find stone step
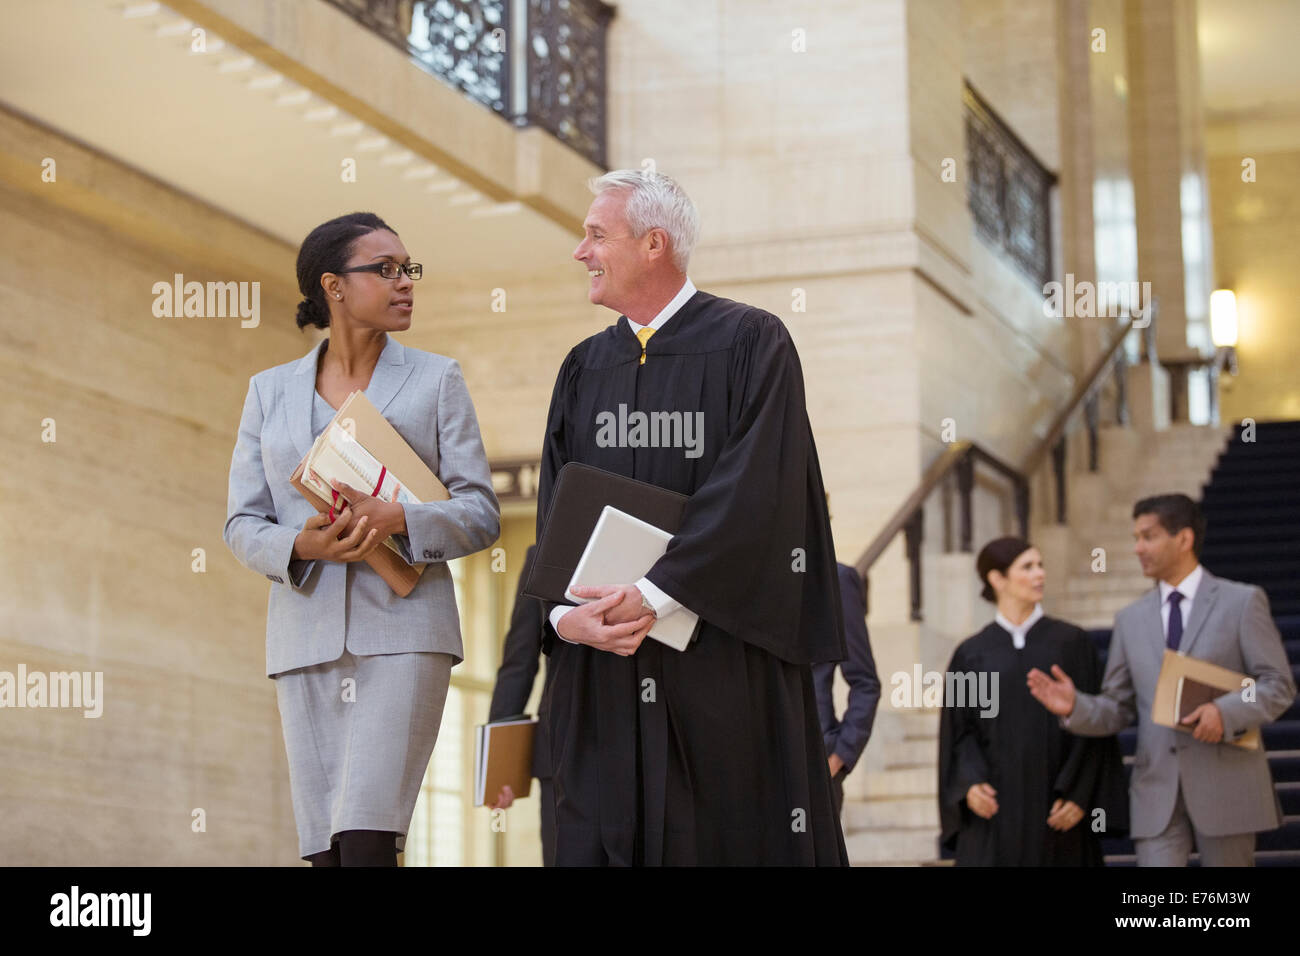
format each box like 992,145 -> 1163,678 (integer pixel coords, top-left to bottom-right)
1060,589 -> 1146,608
1056,611 -> 1132,629
1057,601 -> 1144,627
1058,602 -> 1143,623
893,710 -> 940,739
844,827 -> 939,864
874,739 -> 937,767
1064,575 -> 1155,594
860,765 -> 937,798
1059,533 -> 1144,552
1061,548 -> 1143,563
1065,613 -> 1123,629
843,796 -> 940,830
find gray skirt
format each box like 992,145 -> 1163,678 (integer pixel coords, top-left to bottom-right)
273,649 -> 453,860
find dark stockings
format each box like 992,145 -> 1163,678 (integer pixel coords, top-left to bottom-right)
307,829 -> 398,867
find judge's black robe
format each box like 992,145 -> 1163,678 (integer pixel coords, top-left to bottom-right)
537,290 -> 849,866
937,616 -> 1129,866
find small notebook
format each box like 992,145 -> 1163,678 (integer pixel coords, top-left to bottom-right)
565,506 -> 700,652
1175,676 -> 1222,725
1152,649 -> 1262,750
473,717 -> 538,807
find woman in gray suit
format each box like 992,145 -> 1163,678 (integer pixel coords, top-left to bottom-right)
224,212 -> 500,866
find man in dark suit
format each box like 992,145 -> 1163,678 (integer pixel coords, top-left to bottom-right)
813,562 -> 881,816
487,545 -> 556,866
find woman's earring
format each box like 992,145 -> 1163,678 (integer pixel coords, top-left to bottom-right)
334,293 -> 341,299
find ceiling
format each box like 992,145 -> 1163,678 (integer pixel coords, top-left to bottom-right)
3,0 -> 1294,249
0,0 -> 581,279
1198,0 -> 1300,153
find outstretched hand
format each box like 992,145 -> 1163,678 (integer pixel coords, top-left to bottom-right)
1026,664 -> 1077,717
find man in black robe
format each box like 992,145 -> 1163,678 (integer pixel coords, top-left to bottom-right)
537,169 -> 848,865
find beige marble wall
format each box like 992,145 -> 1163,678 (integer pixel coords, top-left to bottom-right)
1125,0 -> 1213,359
962,0 -> 1063,172
1058,0 -> 1104,378
1209,148 -> 1300,421
0,106 -> 304,864
601,0 -> 927,631
600,0 -> 1091,647
403,267 -> 607,459
921,0 -> 1076,541
1088,0 -> 1139,295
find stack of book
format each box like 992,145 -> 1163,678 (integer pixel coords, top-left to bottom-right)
289,389 -> 448,596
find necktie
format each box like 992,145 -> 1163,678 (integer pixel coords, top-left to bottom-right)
635,326 -> 655,365
1166,590 -> 1184,651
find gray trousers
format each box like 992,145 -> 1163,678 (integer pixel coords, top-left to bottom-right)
1135,783 -> 1256,867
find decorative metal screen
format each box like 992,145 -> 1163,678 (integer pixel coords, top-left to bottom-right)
323,0 -> 610,166
964,83 -> 1055,288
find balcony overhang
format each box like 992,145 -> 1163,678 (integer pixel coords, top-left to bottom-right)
0,0 -> 602,279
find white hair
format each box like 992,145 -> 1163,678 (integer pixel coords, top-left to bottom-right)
588,169 -> 700,273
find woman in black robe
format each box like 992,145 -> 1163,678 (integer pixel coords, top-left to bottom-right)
938,537 -> 1128,865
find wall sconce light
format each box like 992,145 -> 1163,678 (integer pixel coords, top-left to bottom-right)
1211,288 -> 1239,375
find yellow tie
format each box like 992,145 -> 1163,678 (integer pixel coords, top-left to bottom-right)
635,326 -> 655,365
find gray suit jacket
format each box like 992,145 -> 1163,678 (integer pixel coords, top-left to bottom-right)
1064,568 -> 1296,838
224,334 -> 500,677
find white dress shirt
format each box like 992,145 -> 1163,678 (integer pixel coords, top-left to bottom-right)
994,603 -> 1045,650
1158,563 -> 1203,650
551,278 -> 700,642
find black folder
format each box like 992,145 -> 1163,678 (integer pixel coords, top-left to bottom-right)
522,462 -> 690,604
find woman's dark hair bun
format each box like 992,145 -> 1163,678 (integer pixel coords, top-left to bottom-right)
295,297 -> 327,330
294,212 -> 397,332
975,535 -> 1033,603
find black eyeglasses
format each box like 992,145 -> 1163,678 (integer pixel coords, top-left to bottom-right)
336,261 -> 423,280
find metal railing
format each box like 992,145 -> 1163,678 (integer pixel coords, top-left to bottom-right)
322,0 -> 611,166
854,310 -> 1153,621
964,82 -> 1056,289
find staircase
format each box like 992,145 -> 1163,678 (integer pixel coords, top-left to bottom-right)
1056,423 -> 1232,628
842,420 -> 1300,865
1095,419 -> 1300,864
1201,420 -> 1300,617
841,711 -> 942,865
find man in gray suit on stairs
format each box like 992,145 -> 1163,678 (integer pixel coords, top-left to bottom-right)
1028,494 -> 1296,866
